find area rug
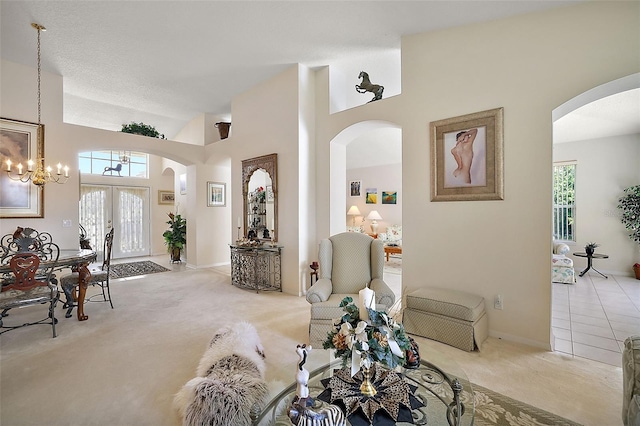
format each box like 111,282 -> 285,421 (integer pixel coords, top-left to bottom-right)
109,261 -> 170,279
384,256 -> 402,275
430,380 -> 582,426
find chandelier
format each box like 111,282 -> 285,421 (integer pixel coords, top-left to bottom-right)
4,23 -> 69,186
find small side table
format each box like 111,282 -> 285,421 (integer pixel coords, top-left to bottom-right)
573,252 -> 609,278
309,261 -> 319,285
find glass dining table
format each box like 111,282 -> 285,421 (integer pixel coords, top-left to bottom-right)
0,249 -> 97,321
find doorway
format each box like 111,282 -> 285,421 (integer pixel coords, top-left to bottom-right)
80,184 -> 151,259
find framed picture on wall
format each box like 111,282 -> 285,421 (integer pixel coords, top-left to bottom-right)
382,191 -> 397,204
0,117 -> 44,218
207,181 -> 226,207
180,174 -> 187,195
350,180 -> 361,197
158,190 -> 175,205
430,107 -> 504,201
365,187 -> 377,204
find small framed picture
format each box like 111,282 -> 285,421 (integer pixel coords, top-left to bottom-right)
158,190 -> 175,205
382,191 -> 397,205
266,185 -> 274,203
180,173 -> 187,195
365,187 -> 377,204
207,181 -> 226,207
350,180 -> 361,197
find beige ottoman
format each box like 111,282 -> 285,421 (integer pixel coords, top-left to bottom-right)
403,287 -> 488,351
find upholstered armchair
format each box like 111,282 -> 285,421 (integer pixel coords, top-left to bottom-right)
306,232 -> 396,347
552,242 -> 575,284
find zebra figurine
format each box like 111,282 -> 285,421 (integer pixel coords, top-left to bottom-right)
288,344 -> 346,426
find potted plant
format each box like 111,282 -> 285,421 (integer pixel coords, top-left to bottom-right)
617,184 -> 640,279
121,121 -> 165,139
163,212 -> 186,263
584,242 -> 599,256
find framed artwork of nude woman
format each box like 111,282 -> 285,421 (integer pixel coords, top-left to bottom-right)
430,108 -> 504,202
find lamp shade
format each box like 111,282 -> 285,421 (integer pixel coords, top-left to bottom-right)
366,210 -> 382,221
347,206 -> 361,216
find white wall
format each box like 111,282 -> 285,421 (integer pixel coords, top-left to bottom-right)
554,134 -> 640,275
316,1 -> 640,348
346,163 -> 402,232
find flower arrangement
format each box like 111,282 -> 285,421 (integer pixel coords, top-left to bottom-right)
323,296 -> 411,372
250,186 -> 266,203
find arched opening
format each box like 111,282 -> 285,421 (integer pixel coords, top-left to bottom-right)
551,73 -> 640,363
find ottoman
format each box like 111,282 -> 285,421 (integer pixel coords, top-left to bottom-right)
403,287 -> 488,351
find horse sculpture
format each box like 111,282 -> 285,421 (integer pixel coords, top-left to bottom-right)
355,71 -> 384,103
103,163 -> 122,176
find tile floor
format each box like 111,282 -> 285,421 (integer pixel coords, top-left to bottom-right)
552,270 -> 640,367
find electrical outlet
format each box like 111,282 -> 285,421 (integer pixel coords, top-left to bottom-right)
494,294 -> 503,310
62,219 -> 72,228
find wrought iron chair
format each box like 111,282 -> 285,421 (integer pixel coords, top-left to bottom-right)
60,228 -> 114,318
0,242 -> 60,337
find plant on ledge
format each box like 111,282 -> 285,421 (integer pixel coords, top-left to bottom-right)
121,122 -> 165,139
617,184 -> 640,279
163,212 -> 186,263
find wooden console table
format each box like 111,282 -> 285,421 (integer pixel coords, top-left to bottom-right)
230,245 -> 282,292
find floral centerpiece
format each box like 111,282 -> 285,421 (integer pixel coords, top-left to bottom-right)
250,186 -> 266,203
323,296 -> 411,373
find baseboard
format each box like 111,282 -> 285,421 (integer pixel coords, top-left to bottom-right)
489,330 -> 552,351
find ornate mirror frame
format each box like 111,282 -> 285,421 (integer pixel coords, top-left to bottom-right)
242,153 -> 278,241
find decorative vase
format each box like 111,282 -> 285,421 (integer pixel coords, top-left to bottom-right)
170,247 -> 182,263
215,122 -> 231,139
634,264 -> 640,280
360,363 -> 377,397
585,247 -> 594,256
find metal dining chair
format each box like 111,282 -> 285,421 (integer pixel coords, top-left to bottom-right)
60,228 -> 114,318
0,247 -> 60,337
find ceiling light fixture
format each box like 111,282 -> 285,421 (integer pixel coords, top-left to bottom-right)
5,23 -> 69,186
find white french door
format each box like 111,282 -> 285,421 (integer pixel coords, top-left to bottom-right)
80,184 -> 150,259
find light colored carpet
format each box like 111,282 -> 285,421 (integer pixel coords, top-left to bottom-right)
0,256 -> 622,425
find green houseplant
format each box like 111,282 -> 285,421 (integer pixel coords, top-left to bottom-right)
121,122 -> 165,139
617,184 -> 640,279
584,242 -> 599,256
163,212 -> 186,263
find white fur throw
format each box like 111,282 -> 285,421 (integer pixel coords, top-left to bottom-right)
174,322 -> 268,426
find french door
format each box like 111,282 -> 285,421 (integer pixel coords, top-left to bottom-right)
79,184 -> 150,259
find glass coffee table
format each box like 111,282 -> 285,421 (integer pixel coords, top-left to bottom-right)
252,349 -> 474,425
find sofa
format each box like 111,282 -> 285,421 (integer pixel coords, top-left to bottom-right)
378,225 -> 402,246
552,242 -> 575,284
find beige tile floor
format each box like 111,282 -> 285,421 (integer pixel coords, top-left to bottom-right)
552,270 -> 640,367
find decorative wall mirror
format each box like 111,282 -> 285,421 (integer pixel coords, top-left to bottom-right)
242,153 -> 277,241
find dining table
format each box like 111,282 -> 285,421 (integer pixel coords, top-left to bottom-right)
0,249 -> 97,321
56,249 -> 98,321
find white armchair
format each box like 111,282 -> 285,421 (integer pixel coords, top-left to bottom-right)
552,242 -> 575,284
306,232 -> 396,347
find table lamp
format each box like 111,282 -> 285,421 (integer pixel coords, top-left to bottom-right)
366,210 -> 382,234
347,205 -> 361,226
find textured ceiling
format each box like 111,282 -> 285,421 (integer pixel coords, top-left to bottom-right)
1,0 -> 583,140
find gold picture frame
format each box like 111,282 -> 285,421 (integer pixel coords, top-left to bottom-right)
430,107 -> 504,202
0,117 -> 45,218
158,190 -> 175,205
